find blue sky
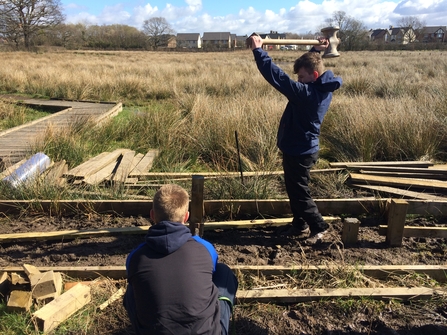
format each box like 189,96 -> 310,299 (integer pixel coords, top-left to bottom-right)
61,0 -> 447,35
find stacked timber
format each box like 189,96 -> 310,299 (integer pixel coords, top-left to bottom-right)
331,161 -> 447,200
63,148 -> 159,186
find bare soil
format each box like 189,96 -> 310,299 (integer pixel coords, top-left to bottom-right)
0,212 -> 447,335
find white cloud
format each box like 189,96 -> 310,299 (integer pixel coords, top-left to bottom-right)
64,0 -> 447,36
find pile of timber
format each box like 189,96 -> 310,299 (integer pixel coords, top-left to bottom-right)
63,148 -> 159,186
331,161 -> 447,200
1,264 -> 91,333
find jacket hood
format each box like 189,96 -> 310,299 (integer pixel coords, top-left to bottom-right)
314,70 -> 342,93
145,221 -> 192,255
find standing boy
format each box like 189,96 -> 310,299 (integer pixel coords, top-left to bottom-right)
124,184 -> 238,335
249,35 -> 342,238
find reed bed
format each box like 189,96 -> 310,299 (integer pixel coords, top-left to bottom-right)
0,49 -> 446,199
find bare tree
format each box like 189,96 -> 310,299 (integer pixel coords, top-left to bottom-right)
397,16 -> 425,42
0,0 -> 65,49
324,11 -> 369,51
142,17 -> 175,50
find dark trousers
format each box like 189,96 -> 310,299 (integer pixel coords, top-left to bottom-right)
282,152 -> 325,229
124,263 -> 238,335
213,263 -> 238,335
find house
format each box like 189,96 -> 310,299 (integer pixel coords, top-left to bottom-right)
202,32 -> 232,49
421,26 -> 446,43
389,26 -> 416,44
176,33 -> 202,48
258,30 -> 286,50
234,35 -> 248,48
369,29 -> 391,43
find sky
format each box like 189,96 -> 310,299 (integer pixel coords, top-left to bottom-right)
61,0 -> 447,35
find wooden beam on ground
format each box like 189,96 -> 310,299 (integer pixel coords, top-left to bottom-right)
2,265 -> 447,282
32,283 -> 91,333
0,158 -> 26,179
132,168 -> 343,180
349,173 -> 447,192
0,217 -> 339,243
111,150 -> 135,183
378,225 -> 447,239
358,170 -> 447,180
0,199 -> 446,217
236,287 -> 441,303
129,149 -> 159,176
64,149 -> 128,180
83,159 -> 119,186
351,184 -> 446,200
346,165 -> 447,174
331,161 -> 434,168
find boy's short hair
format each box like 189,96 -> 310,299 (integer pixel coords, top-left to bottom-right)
293,52 -> 325,76
152,184 -> 189,223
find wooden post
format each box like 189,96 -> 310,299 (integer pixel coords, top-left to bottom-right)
190,175 -> 204,236
386,199 -> 409,247
341,218 -> 360,245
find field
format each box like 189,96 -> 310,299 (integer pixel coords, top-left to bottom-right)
0,49 -> 447,334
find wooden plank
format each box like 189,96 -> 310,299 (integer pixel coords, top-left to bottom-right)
0,158 -> 27,179
346,165 -> 447,174
359,170 -> 447,180
349,173 -> 447,191
65,149 -> 128,180
64,152 -> 111,178
112,150 -> 135,183
0,217 -> 340,243
129,150 -> 159,176
386,199 -> 408,247
351,184 -> 446,200
236,287 -> 438,303
0,198 -> 446,218
3,265 -> 447,282
43,160 -> 68,186
83,159 -> 119,186
331,161 -> 434,168
378,225 -> 447,239
132,168 -> 343,179
32,283 -> 91,333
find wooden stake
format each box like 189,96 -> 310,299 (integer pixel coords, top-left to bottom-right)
341,218 -> 360,245
190,175 -> 204,236
386,199 -> 409,247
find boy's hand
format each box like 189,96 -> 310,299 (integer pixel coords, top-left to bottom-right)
248,34 -> 263,50
313,37 -> 329,51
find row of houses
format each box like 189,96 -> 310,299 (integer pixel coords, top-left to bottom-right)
369,26 -> 446,44
174,31 -> 289,49
173,26 -> 446,49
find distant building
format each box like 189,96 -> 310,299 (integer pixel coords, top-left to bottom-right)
176,33 -> 202,48
258,30 -> 286,50
421,26 -> 446,43
202,32 -> 232,49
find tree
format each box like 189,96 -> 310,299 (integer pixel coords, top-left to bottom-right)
0,0 -> 65,49
142,17 -> 175,50
324,11 -> 369,51
397,16 -> 425,42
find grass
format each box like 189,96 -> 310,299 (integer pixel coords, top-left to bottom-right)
0,99 -> 51,132
0,49 -> 445,200
0,49 -> 446,332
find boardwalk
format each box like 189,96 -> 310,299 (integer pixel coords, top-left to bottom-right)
0,99 -> 122,166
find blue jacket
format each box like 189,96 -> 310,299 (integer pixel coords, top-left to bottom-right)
126,221 -> 220,335
253,48 -> 342,156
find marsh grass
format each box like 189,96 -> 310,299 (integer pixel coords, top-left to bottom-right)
0,49 -> 446,200
0,99 -> 51,132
